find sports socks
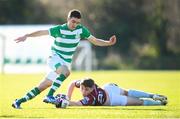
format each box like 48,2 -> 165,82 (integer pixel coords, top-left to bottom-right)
143,99 -> 162,106
18,87 -> 40,104
128,89 -> 154,98
47,74 -> 66,96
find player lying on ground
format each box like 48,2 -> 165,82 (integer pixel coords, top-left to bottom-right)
12,9 -> 116,109
63,78 -> 167,106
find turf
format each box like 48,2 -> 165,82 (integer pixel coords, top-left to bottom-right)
0,70 -> 180,119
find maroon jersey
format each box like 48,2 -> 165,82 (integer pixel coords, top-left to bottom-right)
75,80 -> 107,106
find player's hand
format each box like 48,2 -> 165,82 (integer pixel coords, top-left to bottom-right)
108,35 -> 116,46
14,35 -> 27,43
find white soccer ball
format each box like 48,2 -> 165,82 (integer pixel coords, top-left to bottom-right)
55,94 -> 69,108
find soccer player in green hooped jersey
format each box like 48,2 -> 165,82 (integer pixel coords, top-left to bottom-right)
12,9 -> 117,109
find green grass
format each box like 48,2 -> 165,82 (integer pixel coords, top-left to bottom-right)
0,70 -> 180,119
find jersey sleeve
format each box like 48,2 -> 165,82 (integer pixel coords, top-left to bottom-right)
79,96 -> 95,106
80,26 -> 92,39
48,25 -> 61,38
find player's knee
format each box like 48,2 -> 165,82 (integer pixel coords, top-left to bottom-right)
123,90 -> 128,96
126,97 -> 143,106
65,70 -> 70,77
62,67 -> 70,77
56,65 -> 70,77
55,65 -> 65,74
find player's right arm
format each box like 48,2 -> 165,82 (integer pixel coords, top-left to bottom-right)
14,30 -> 49,43
67,80 -> 81,100
67,81 -> 76,100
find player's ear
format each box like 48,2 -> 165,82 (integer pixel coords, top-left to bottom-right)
67,17 -> 70,22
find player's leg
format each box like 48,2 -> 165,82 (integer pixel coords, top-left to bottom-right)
121,89 -> 167,105
111,85 -> 154,98
103,83 -> 166,106
45,65 -> 70,97
12,78 -> 53,109
43,65 -> 70,104
12,54 -> 60,109
108,92 -> 166,106
106,93 -> 166,106
126,96 -> 166,106
126,89 -> 153,98
115,85 -> 167,102
38,53 -> 70,104
127,89 -> 167,101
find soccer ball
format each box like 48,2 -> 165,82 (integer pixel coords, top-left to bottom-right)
55,94 -> 69,108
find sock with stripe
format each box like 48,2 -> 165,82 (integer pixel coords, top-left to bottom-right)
128,89 -> 154,98
47,74 -> 66,96
17,87 -> 40,104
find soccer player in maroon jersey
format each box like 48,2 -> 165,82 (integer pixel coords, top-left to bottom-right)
66,78 -> 167,106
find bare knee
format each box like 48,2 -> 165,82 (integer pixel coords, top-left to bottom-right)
63,67 -> 70,77
126,97 -> 143,106
65,70 -> 70,77
121,89 -> 128,96
55,65 -> 70,77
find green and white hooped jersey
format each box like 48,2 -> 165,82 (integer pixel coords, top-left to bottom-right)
49,23 -> 91,63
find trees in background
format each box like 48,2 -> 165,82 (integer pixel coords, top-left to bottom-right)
0,0 -> 179,69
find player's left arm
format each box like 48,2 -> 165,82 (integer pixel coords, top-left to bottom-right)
69,101 -> 83,106
87,35 -> 117,46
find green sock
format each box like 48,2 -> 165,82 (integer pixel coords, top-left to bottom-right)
47,74 -> 66,96
18,87 -> 40,104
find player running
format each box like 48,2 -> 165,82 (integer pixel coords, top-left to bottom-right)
66,78 -> 168,106
12,9 -> 116,109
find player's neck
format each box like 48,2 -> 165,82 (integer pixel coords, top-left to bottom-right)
66,23 -> 75,31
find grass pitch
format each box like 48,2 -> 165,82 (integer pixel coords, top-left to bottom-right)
0,70 -> 180,119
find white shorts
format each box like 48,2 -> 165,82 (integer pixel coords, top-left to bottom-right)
47,52 -> 71,71
103,83 -> 127,106
45,52 -> 71,81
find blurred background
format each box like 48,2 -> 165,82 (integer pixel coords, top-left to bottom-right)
0,0 -> 180,73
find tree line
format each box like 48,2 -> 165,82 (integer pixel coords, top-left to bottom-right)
0,0 -> 180,69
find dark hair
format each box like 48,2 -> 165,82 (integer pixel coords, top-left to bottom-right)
68,9 -> 81,19
80,78 -> 94,88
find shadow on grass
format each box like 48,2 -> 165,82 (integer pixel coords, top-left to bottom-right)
119,108 -> 167,111
0,115 -> 45,118
67,107 -> 168,111
0,115 -> 15,118
24,106 -> 168,111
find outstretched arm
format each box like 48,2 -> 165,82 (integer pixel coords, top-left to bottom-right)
66,80 -> 83,106
69,101 -> 83,106
67,80 -> 77,100
14,30 -> 49,43
88,35 -> 117,46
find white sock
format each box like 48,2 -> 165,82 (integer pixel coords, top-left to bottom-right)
128,89 -> 153,98
143,99 -> 162,106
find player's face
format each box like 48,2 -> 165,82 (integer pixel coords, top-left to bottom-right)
80,85 -> 93,96
67,17 -> 81,30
